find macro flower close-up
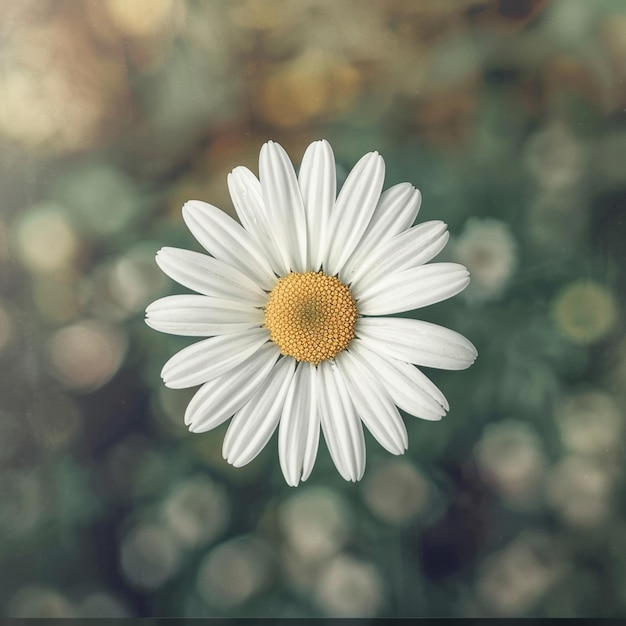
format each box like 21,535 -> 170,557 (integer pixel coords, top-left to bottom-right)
145,140 -> 477,486
6,1 -> 626,618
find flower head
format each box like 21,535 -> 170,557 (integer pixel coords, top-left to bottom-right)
146,140 -> 477,485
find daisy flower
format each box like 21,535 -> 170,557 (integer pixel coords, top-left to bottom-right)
146,140 -> 477,486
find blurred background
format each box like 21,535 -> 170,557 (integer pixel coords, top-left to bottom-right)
1,0 -> 626,618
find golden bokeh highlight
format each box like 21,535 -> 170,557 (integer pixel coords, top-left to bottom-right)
551,280 -> 618,345
257,51 -> 362,128
264,272 -> 357,365
14,206 -> 78,274
0,11 -> 131,153
104,0 -> 179,37
46,320 -> 128,392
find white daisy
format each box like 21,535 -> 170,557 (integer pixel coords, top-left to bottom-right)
146,140 -> 477,486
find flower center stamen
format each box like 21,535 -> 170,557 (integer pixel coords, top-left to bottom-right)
264,271 -> 358,365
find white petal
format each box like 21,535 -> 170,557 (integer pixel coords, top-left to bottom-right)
350,221 -> 449,293
336,351 -> 408,455
298,140 -> 336,271
156,247 -> 267,306
323,151 -> 385,277
161,328 -> 269,389
357,317 -> 478,370
259,141 -> 307,273
227,166 -> 289,276
223,357 -> 296,467
351,340 -> 448,420
145,295 -> 263,336
318,360 -> 366,482
279,362 -> 320,487
182,200 -> 276,290
356,263 -> 470,315
340,183 -> 420,284
185,342 -> 280,432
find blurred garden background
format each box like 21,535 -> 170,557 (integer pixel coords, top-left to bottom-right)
1,0 -> 626,618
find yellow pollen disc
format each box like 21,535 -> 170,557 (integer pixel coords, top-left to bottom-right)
264,271 -> 358,365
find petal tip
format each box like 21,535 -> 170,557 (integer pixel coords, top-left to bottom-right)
285,474 -> 300,488
228,455 -> 246,468
182,200 -> 204,218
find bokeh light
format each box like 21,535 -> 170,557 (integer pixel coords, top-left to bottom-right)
551,280 -> 618,345
256,50 -> 362,128
195,535 -> 274,610
475,531 -> 563,617
555,389 -> 622,459
13,203 -> 78,274
120,522 -> 183,590
547,455 -> 614,529
0,4 -> 131,153
361,459 -> 431,525
474,419 -> 547,510
162,475 -> 230,549
524,121 -> 585,191
46,320 -> 127,392
314,553 -> 385,617
453,218 -> 518,304
103,0 -> 181,38
100,243 -> 169,320
278,486 -> 351,562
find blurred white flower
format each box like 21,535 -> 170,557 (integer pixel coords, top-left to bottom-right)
196,535 -> 274,609
361,459 -> 431,525
476,531 -> 563,617
453,218 -> 517,304
120,522 -> 183,589
555,389 -> 622,459
147,139 -> 476,485
547,455 -> 613,528
474,420 -> 547,510
162,475 -> 229,549
524,121 -> 586,191
278,486 -> 351,562
315,553 -> 385,617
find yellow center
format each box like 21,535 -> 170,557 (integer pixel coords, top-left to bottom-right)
264,271 -> 358,365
